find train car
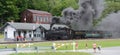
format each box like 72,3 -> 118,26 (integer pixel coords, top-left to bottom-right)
85,30 -> 104,38
73,30 -> 86,39
73,30 -> 106,39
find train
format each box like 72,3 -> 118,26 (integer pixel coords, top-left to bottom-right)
44,16 -> 112,40
44,27 -> 112,40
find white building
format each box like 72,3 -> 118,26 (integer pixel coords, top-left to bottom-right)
0,22 -> 69,41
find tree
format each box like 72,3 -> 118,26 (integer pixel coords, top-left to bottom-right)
0,0 -> 19,26
94,0 -> 120,26
31,0 -> 78,16
51,0 -> 79,16
0,0 -> 32,26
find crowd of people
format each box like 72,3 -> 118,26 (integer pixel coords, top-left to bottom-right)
16,36 -> 24,41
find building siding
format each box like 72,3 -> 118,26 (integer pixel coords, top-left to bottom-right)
4,25 -> 16,39
21,9 -> 52,24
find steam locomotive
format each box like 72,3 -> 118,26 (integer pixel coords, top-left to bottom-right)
45,27 -> 74,40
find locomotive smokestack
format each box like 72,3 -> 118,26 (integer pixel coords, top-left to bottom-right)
50,16 -> 61,30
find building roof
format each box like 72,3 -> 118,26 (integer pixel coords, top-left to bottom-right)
0,22 -> 69,31
27,9 -> 51,14
3,22 -> 40,30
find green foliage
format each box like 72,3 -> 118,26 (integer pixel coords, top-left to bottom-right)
31,0 -> 79,16
52,0 -> 78,16
94,0 -> 120,26
0,0 -> 19,25
101,0 -> 120,18
0,0 -> 32,26
32,0 -> 49,11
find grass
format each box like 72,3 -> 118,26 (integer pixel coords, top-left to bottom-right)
0,39 -> 120,50
0,39 -> 120,49
53,39 -> 120,50
4,39 -> 120,55
10,52 -> 91,55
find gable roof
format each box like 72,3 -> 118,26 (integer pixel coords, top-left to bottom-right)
0,22 -> 69,31
27,9 -> 51,14
1,22 -> 40,31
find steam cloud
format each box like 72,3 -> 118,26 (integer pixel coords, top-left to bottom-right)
61,0 -> 104,31
96,11 -> 120,38
61,0 -> 120,38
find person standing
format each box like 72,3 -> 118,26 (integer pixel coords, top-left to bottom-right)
75,42 -> 78,49
93,42 -> 97,53
85,43 -> 88,50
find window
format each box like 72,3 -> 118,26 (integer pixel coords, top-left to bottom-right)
34,34 -> 36,37
39,16 -> 41,22
43,17 -> 46,22
48,16 -> 51,22
5,32 -> 7,38
14,31 -> 16,37
37,16 -> 39,22
47,17 -> 49,22
33,15 -> 37,22
41,16 -> 43,22
29,34 -> 31,38
41,16 -> 44,22
45,16 -> 48,22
